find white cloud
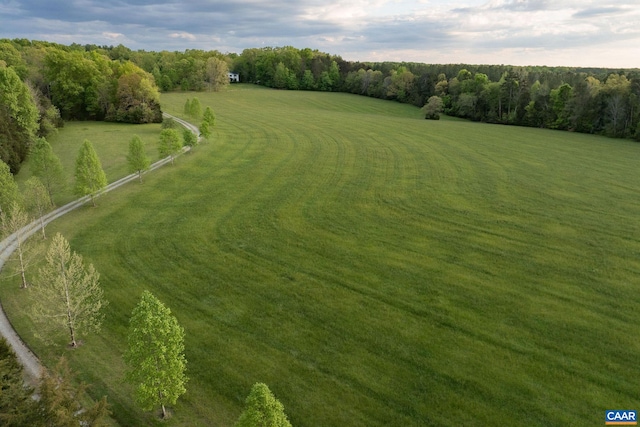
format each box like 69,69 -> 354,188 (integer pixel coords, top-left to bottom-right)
102,31 -> 124,40
169,32 -> 196,41
2,0 -> 639,67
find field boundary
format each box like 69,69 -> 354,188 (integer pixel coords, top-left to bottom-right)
0,113 -> 197,381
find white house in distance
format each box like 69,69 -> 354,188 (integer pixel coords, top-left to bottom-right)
228,72 -> 239,83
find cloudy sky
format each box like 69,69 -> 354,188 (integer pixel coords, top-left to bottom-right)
1,0 -> 639,68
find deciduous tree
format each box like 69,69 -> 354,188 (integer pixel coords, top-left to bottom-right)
198,122 -> 211,141
189,97 -> 202,119
202,106 -> 216,127
158,128 -> 182,165
205,56 -> 230,91
43,49 -> 106,120
422,96 -> 444,120
162,116 -> 177,129
31,233 -> 107,347
24,176 -> 52,239
124,291 -> 187,419
0,160 -> 19,215
0,202 -> 32,288
183,98 -> 191,116
29,137 -> 65,202
0,64 -> 39,172
182,128 -> 197,148
127,135 -> 150,182
235,383 -> 292,427
74,140 -> 107,207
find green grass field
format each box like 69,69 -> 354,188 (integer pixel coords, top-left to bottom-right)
2,84 -> 640,426
16,121 -> 162,205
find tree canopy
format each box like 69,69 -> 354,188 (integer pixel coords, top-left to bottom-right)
127,135 -> 150,182
2,38 -> 640,176
0,63 -> 39,172
0,337 -> 39,426
29,137 -> 65,201
124,290 -> 188,419
235,383 -> 292,427
0,160 -> 19,215
158,128 -> 182,164
74,139 -> 107,206
31,232 -> 107,347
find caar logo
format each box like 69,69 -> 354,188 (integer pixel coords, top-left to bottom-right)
606,410 -> 637,425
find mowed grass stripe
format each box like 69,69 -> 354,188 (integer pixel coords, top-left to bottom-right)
2,85 -> 640,426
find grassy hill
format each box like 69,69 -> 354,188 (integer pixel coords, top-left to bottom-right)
2,84 -> 640,426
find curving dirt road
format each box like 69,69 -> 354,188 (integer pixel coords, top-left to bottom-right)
0,113 -> 198,382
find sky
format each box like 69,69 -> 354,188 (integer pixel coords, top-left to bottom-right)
1,0 -> 639,68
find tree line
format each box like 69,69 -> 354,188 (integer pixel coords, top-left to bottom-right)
228,46 -> 640,140
0,39 -> 161,173
4,39 -> 638,175
100,42 -> 640,140
0,39 -> 233,173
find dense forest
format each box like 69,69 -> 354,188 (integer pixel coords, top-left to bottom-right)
229,46 -> 640,141
0,39 -> 163,172
1,39 -> 639,173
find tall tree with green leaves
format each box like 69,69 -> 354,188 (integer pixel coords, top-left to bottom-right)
205,56 -> 230,92
0,202 -> 31,288
107,63 -> 162,124
202,106 -> 216,127
235,383 -> 292,427
422,96 -> 444,120
29,137 -> 65,202
24,176 -> 53,239
0,64 -> 39,173
124,291 -> 188,419
74,140 -> 107,207
127,135 -> 150,182
198,122 -> 211,141
189,97 -> 202,120
162,116 -> 177,129
0,160 -> 19,216
31,233 -> 107,347
182,127 -> 197,148
158,128 -> 182,165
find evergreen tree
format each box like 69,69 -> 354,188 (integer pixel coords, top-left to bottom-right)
124,291 -> 188,419
0,337 -> 39,426
74,140 -> 107,207
37,357 -> 110,426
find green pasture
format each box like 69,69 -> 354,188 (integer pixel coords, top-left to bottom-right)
16,121 -> 162,205
2,84 -> 640,426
